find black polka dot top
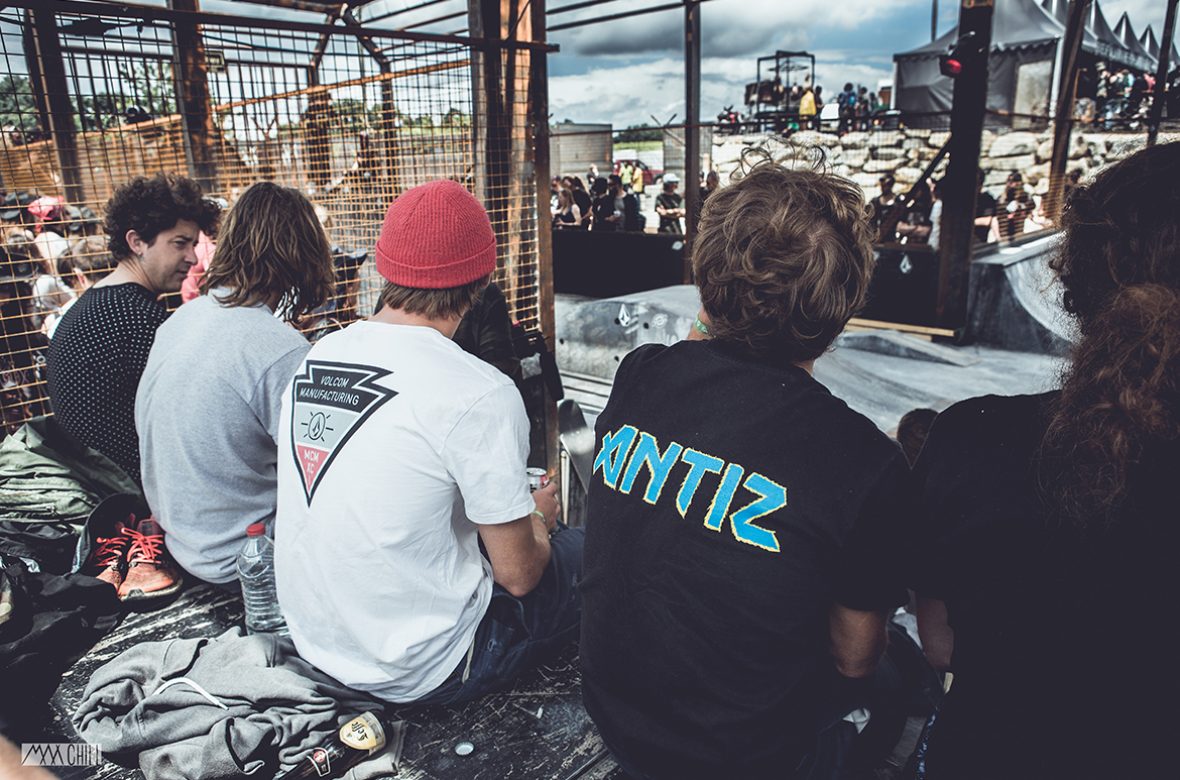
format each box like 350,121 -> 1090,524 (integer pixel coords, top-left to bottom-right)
47,283 -> 170,484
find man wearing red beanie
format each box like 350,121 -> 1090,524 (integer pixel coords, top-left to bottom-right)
274,180 -> 584,705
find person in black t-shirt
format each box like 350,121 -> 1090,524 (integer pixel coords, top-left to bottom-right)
973,171 -> 998,244
912,142 -> 1180,779
654,174 -> 684,234
582,157 -> 911,779
46,175 -> 219,483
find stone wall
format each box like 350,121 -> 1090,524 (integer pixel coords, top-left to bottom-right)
711,128 -> 1178,200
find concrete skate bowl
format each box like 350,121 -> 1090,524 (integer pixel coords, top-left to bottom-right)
967,235 -> 1076,356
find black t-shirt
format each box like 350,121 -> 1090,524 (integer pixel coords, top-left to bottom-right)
47,283 -> 169,483
974,191 -> 997,243
581,340 -> 910,779
655,191 -> 683,234
911,393 -> 1180,779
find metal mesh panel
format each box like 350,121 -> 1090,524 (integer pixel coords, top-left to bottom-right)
0,5 -> 545,433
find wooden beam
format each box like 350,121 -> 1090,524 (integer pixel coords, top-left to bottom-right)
1147,0 -> 1178,147
29,8 -> 85,204
1045,0 -> 1089,223
21,12 -> 52,138
169,0 -> 219,193
847,318 -> 956,338
935,0 -> 993,331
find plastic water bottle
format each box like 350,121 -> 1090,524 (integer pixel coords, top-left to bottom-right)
237,522 -> 287,635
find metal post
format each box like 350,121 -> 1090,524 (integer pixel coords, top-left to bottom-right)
932,0 -> 939,42
1046,0 -> 1089,222
29,8 -> 85,204
530,0 -> 554,347
169,0 -> 218,194
1148,0 -> 1179,147
683,0 -> 701,272
935,0 -> 993,331
21,14 -> 51,138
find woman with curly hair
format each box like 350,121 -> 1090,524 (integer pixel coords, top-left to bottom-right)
912,142 -> 1180,778
135,182 -> 335,587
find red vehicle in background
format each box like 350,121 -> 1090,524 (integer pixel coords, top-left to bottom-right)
613,158 -> 663,187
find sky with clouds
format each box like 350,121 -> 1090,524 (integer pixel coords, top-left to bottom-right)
544,0 -> 1172,127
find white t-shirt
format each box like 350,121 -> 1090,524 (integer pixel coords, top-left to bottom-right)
274,320 -> 534,702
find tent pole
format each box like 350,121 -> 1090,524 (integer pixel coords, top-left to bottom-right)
1147,0 -> 1179,146
935,0 -> 993,332
1046,0 -> 1089,223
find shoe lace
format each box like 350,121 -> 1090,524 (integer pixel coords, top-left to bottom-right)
93,534 -> 128,567
124,527 -> 165,565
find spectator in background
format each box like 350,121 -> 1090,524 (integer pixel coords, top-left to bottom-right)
838,82 -> 857,134
0,236 -> 50,430
552,188 -> 581,230
587,163 -> 600,184
799,85 -> 817,128
870,174 -> 899,242
998,171 -> 1034,242
570,177 -> 593,230
928,178 -> 943,251
896,180 -> 933,246
974,171 -> 999,244
700,170 -> 720,204
590,177 -> 618,232
813,85 -> 825,130
896,407 -> 938,466
655,174 -> 685,234
855,86 -> 870,130
44,236 -> 115,339
47,174 -> 219,483
136,181 -> 334,586
619,162 -> 634,192
631,164 -> 645,199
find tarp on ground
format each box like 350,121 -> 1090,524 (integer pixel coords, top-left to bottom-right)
895,0 -> 1156,116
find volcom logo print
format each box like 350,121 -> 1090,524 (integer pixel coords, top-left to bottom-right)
290,360 -> 397,503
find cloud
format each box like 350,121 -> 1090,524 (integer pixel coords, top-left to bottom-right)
548,53 -> 893,127
552,0 -> 918,58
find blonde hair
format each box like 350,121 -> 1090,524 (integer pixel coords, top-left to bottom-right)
200,182 -> 335,319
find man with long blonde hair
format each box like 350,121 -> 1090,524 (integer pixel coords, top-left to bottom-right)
135,182 -> 335,587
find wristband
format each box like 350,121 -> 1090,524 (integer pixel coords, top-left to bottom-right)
693,316 -> 710,336
530,509 -> 547,524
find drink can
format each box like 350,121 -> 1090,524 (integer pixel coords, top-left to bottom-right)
527,467 -> 548,491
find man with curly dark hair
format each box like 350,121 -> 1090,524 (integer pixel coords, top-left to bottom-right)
581,158 -> 914,778
47,174 -> 219,490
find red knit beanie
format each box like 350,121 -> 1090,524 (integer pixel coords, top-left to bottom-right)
374,180 -> 497,289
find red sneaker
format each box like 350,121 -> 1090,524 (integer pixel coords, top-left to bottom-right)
86,521 -> 131,590
118,517 -> 183,602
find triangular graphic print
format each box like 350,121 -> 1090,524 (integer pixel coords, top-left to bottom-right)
289,361 -> 398,504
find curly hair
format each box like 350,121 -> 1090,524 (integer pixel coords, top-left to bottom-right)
200,182 -> 335,319
1040,142 -> 1180,527
104,174 -> 219,261
692,151 -> 875,362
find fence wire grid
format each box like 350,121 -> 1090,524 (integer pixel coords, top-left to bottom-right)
0,4 -> 547,433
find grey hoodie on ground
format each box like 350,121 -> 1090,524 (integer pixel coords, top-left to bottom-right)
72,627 -> 402,779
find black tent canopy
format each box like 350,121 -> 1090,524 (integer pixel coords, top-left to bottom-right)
894,0 -> 1159,116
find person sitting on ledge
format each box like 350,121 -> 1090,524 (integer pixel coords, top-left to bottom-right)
580,157 -> 912,779
275,180 -> 584,705
136,182 -> 335,586
46,174 -> 220,484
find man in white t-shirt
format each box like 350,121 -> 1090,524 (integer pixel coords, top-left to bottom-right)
275,179 -> 583,705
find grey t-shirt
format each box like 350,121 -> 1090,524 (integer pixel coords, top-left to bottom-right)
136,291 -> 310,583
